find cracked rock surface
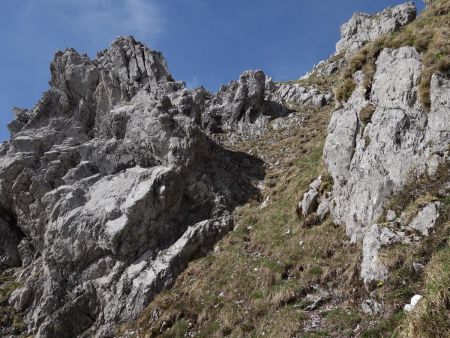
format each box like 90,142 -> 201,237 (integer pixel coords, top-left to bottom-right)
336,2 -> 416,55
323,45 -> 450,282
0,34 -> 333,337
0,35 -> 306,337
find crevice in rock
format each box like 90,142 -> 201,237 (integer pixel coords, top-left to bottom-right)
0,205 -> 24,271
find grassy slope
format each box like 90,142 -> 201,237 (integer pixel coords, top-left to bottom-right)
0,1 -> 446,337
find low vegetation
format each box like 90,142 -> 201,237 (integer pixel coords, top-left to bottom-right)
359,103 -> 375,125
401,246 -> 450,337
122,93 -> 450,337
0,273 -> 25,335
372,159 -> 450,337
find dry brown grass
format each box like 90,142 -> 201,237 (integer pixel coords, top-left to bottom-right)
334,77 -> 356,103
359,103 -> 375,125
401,241 -> 450,337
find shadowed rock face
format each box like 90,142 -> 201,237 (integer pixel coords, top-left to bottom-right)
0,207 -> 23,269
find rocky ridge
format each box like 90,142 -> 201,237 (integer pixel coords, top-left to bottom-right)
0,35 -> 331,337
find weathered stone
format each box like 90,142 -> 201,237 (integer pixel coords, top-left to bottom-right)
361,298 -> 384,315
408,202 -> 441,236
371,47 -> 422,110
386,210 -> 396,222
324,47 -> 429,241
324,42 -> 450,284
299,176 -> 322,217
275,83 -> 332,107
316,192 -> 331,221
361,225 -> 388,284
336,2 -> 416,55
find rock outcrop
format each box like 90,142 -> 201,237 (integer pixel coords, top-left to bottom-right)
2,1 -> 450,336
0,36 -> 276,337
274,83 -> 332,108
323,44 -> 450,282
324,45 -> 450,241
201,72 -> 331,143
336,2 -> 416,55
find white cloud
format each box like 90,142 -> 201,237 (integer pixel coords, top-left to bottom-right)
123,0 -> 165,37
27,0 -> 166,44
186,76 -> 200,89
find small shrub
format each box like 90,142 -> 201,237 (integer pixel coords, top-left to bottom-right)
320,172 -> 334,193
302,213 -> 320,228
308,266 -> 323,277
335,78 -> 356,103
269,287 -> 299,308
359,103 -> 375,125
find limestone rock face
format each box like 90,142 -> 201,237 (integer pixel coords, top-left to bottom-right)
336,2 -> 416,55
324,46 -> 435,242
360,201 -> 441,283
200,72 -> 332,144
361,225 -> 388,284
201,70 -> 272,138
275,83 -> 333,108
0,36 -> 274,337
408,202 -> 441,236
299,176 -> 322,217
324,45 -> 450,282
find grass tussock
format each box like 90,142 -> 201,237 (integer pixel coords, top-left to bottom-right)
0,273 -> 25,334
359,103 -> 375,125
401,245 -> 450,337
334,78 -> 356,103
335,0 -> 450,109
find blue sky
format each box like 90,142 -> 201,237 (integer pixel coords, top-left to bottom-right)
0,0 -> 425,141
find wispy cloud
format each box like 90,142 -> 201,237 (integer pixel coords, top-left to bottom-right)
26,0 -> 166,44
186,76 -> 201,89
